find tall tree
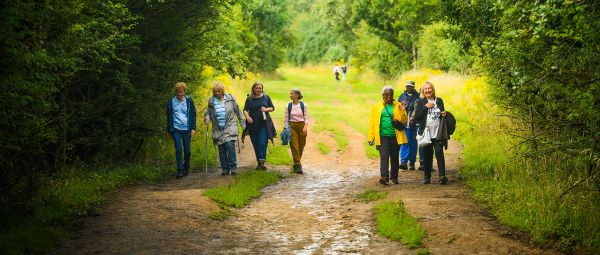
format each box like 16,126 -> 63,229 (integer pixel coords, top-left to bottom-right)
351,0 -> 440,70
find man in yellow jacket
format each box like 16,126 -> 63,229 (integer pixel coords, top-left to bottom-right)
368,86 -> 408,185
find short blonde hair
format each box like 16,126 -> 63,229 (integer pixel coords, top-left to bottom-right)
212,82 -> 225,92
174,82 -> 187,92
419,81 -> 435,98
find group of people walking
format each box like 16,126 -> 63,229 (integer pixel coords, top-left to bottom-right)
166,81 -> 309,177
368,80 -> 450,185
166,79 -> 450,186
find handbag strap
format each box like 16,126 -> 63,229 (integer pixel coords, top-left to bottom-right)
383,103 -> 395,123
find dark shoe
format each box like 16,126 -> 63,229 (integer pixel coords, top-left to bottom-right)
256,162 -> 261,170
295,164 -> 303,174
379,177 -> 389,186
259,160 -> 267,170
418,161 -> 424,171
400,163 -> 408,170
221,172 -> 228,176
409,163 -> 416,170
440,175 -> 448,185
423,176 -> 431,184
176,172 -> 184,178
390,178 -> 399,184
230,172 -> 237,176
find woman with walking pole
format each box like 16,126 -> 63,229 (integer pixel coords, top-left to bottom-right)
204,82 -> 246,175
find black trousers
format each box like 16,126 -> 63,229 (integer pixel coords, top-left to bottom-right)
378,136 -> 400,179
422,139 -> 446,178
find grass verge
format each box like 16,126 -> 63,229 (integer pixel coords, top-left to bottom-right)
375,201 -> 426,249
0,164 -> 173,255
317,142 -> 330,154
357,189 -> 387,202
203,170 -> 282,208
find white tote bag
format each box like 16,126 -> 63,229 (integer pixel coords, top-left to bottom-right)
417,126 -> 432,148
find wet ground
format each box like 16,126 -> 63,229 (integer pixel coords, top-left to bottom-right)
54,125 -> 561,254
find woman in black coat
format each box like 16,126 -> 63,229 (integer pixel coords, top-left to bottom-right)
413,81 -> 448,185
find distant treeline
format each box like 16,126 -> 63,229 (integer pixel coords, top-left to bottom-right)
0,0 -> 290,220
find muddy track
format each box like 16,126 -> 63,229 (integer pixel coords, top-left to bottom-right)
54,125 -> 561,254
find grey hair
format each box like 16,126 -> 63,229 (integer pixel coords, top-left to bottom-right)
292,88 -> 303,99
381,85 -> 394,94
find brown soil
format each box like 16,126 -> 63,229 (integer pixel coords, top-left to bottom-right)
54,124 -> 562,254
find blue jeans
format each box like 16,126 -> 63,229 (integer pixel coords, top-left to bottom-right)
218,140 -> 237,173
171,129 -> 191,173
249,126 -> 267,161
400,126 -> 418,164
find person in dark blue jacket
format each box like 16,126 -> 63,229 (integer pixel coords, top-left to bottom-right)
398,80 -> 422,171
166,82 -> 197,178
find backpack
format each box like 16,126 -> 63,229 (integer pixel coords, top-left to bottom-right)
287,101 -> 305,124
445,111 -> 456,136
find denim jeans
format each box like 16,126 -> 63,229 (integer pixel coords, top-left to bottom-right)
422,139 -> 446,178
171,129 -> 191,173
249,126 -> 267,161
218,140 -> 237,173
400,126 -> 418,164
378,136 -> 400,179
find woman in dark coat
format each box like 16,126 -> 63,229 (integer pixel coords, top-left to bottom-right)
413,81 -> 448,185
243,81 -> 275,170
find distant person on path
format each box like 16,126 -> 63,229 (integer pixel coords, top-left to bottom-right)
166,82 -> 197,178
368,86 -> 408,185
342,64 -> 347,80
413,81 -> 448,185
398,80 -> 421,171
284,88 -> 310,174
333,64 -> 340,81
204,82 -> 246,176
243,81 -> 276,170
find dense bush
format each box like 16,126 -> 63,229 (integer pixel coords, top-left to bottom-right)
0,0 -> 291,226
442,0 -> 600,250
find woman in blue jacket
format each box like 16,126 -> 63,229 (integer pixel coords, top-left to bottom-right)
166,82 -> 197,178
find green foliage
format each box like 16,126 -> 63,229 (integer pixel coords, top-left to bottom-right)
447,76 -> 600,251
207,208 -> 232,220
243,0 -> 293,72
375,201 -> 426,249
351,0 -> 440,69
357,189 -> 387,202
418,22 -> 473,72
0,165 -> 172,254
203,170 -> 282,208
267,142 -> 293,166
317,142 -> 331,154
443,1 -> 600,250
351,21 -> 409,79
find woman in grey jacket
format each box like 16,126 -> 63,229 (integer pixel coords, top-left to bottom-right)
204,82 -> 246,175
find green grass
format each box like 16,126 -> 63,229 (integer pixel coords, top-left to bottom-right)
317,142 -> 331,154
267,142 -> 293,166
375,201 -> 426,249
0,165 -> 173,254
416,249 -> 432,255
203,170 -> 282,208
357,189 -> 388,202
440,75 -> 600,251
207,208 -> 233,220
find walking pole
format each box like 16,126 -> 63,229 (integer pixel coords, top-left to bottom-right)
205,125 -> 209,175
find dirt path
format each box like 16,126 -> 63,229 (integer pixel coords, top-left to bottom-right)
55,125 -> 561,254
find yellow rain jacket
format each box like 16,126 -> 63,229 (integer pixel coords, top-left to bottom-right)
368,101 -> 408,146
